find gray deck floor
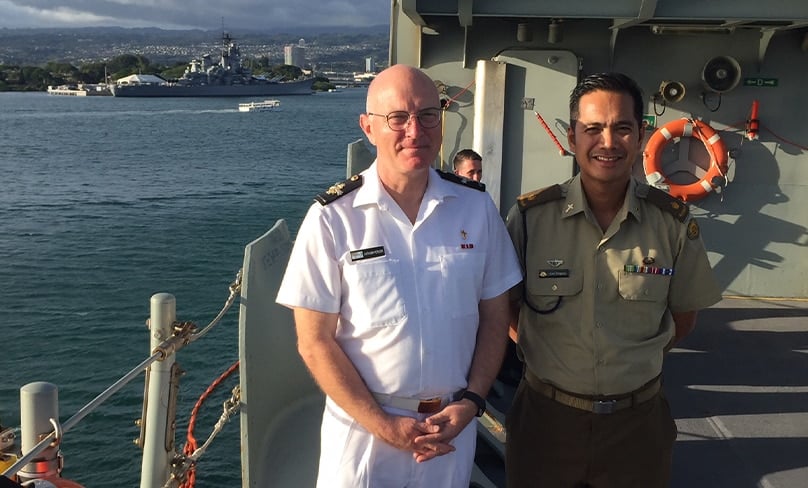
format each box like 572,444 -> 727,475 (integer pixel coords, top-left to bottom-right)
666,297 -> 808,488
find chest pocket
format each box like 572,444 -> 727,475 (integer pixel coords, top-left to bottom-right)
618,271 -> 670,302
342,258 -> 407,328
441,252 -> 484,319
525,271 -> 583,311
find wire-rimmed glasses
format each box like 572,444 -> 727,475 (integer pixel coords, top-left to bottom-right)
367,108 -> 442,131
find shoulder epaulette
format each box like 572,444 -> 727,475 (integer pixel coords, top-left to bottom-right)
517,184 -> 564,212
314,174 -> 363,206
640,185 -> 689,222
436,169 -> 486,192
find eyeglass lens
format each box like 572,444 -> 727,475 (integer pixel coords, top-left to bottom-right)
383,109 -> 441,130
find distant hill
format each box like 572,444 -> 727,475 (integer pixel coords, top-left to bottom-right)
0,26 -> 389,67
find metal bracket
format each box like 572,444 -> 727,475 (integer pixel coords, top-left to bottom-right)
135,367 -> 150,449
165,362 -> 184,451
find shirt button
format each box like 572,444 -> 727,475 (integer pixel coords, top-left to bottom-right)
595,322 -> 603,328
597,359 -> 604,365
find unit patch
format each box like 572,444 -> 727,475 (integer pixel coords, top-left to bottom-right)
686,218 -> 700,240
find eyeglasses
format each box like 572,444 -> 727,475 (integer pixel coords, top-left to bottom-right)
367,108 -> 442,131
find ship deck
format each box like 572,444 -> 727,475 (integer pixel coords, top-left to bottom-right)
666,296 -> 808,488
481,297 -> 808,487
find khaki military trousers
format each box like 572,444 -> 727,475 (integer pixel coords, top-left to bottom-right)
505,378 -> 677,488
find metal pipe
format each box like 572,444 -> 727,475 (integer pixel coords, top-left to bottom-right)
140,293 -> 177,488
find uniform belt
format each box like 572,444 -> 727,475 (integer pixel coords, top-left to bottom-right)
372,390 -> 464,414
524,370 -> 661,415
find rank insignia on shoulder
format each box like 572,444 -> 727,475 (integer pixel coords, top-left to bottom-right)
517,184 -> 564,212
643,186 -> 689,222
686,218 -> 700,240
436,169 -> 486,192
315,174 -> 363,205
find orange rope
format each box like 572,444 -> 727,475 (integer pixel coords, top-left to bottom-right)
533,111 -> 569,156
179,360 -> 240,488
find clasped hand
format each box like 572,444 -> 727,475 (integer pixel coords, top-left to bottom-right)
376,401 -> 478,463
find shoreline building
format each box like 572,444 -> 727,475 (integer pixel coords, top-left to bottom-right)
284,39 -> 307,68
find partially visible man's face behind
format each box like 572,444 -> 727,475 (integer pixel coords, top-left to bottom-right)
455,159 -> 483,182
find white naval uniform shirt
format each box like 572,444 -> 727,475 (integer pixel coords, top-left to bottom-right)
277,161 -> 522,400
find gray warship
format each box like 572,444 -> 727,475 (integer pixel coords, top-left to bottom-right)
110,32 -> 314,97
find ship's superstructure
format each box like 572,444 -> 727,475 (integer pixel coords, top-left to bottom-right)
111,33 -> 313,97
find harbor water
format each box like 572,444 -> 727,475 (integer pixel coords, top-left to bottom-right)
0,89 -> 368,486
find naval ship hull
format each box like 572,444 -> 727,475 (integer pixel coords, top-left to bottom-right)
110,78 -> 314,97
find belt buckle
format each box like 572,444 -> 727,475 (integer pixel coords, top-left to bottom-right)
592,399 -> 617,414
417,397 -> 442,413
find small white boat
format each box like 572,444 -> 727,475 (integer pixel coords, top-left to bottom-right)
238,99 -> 282,112
47,84 -> 111,96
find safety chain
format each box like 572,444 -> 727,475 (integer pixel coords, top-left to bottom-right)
161,385 -> 242,488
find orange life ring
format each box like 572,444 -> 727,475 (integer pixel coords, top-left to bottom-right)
643,118 -> 728,202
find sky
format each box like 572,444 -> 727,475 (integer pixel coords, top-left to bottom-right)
0,0 -> 390,30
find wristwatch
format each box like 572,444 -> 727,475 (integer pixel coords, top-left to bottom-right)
461,390 -> 486,417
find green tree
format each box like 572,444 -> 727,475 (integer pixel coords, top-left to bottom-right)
79,61 -> 110,83
269,64 -> 303,80
159,62 -> 187,81
107,54 -> 157,80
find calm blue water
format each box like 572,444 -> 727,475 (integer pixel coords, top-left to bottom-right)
0,90 -> 369,486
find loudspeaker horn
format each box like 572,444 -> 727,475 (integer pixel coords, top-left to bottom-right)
659,80 -> 686,103
702,56 -> 741,93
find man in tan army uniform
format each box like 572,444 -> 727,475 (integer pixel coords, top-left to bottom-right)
504,72 -> 722,488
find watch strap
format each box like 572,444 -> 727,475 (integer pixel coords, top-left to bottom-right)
461,390 -> 486,417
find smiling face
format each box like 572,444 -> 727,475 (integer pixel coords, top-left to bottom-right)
567,89 -> 644,189
359,65 -> 442,181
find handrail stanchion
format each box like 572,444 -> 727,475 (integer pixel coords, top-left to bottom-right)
140,293 -> 177,488
18,382 -> 61,482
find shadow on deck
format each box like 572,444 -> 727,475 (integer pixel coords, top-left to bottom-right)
666,297 -> 808,488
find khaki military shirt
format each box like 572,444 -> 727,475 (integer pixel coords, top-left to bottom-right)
506,176 -> 722,395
